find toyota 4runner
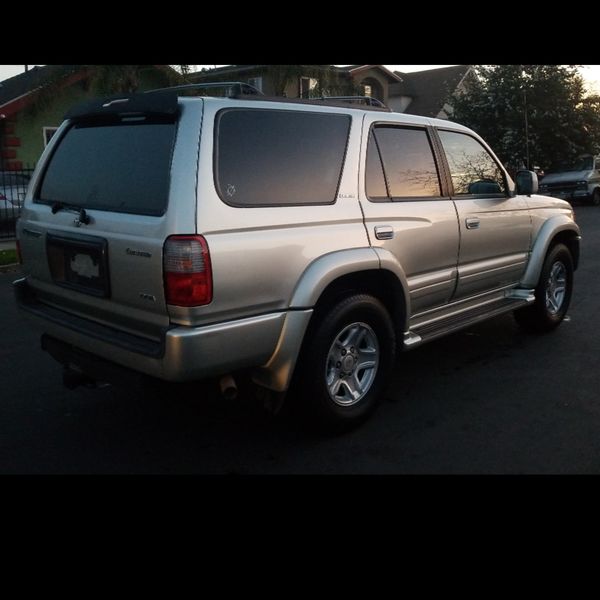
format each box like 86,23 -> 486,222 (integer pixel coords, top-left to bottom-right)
13,84 -> 581,430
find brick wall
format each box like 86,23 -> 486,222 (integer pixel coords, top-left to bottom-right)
0,119 -> 22,170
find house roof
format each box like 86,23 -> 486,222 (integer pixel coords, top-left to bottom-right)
340,65 -> 403,83
0,65 -> 81,110
390,65 -> 471,117
192,64 -> 404,83
191,65 -> 341,79
0,65 -> 178,118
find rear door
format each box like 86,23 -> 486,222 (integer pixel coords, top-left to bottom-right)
359,117 -> 460,314
436,128 -> 531,300
17,94 -> 202,341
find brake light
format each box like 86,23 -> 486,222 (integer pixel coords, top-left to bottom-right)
163,235 -> 212,306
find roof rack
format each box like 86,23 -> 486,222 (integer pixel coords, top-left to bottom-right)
145,81 -> 264,97
143,81 -> 391,112
318,95 -> 387,108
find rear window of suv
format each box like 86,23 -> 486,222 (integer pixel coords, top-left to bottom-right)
215,108 -> 351,207
36,121 -> 176,216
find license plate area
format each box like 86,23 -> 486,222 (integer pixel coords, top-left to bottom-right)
47,233 -> 110,298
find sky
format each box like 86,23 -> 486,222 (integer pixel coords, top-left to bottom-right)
2,64 -> 600,93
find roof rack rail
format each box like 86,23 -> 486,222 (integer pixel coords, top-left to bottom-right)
318,95 -> 387,108
145,81 -> 264,97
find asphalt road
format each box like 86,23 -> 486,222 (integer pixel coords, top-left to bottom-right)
2,205 -> 600,474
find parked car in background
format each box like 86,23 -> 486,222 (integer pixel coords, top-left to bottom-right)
538,155 -> 600,205
0,171 -> 30,223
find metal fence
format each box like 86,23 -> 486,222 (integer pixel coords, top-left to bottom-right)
0,160 -> 34,239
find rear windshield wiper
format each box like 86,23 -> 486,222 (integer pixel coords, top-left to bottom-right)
51,201 -> 91,225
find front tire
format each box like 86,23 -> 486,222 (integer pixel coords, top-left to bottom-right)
293,294 -> 396,432
514,243 -> 573,333
592,189 -> 600,206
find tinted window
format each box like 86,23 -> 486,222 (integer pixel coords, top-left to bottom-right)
438,130 -> 506,196
365,130 -> 388,199
37,121 -> 176,216
216,109 -> 350,206
371,126 -> 441,198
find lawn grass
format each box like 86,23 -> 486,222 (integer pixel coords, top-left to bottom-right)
0,249 -> 17,266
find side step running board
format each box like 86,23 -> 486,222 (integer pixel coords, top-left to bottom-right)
403,291 -> 534,349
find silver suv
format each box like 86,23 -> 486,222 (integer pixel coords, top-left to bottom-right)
14,85 -> 581,430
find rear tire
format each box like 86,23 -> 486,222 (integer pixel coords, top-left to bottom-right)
292,294 -> 396,432
514,243 -> 573,333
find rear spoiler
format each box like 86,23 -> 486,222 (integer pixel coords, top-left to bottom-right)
64,91 -> 179,122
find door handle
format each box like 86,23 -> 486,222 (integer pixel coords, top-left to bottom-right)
375,226 -> 394,240
465,218 -> 480,230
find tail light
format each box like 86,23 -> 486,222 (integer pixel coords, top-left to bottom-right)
163,235 -> 212,306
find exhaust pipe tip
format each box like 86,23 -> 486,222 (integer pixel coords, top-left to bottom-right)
219,374 -> 238,400
63,367 -> 97,390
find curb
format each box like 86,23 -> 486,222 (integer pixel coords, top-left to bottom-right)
0,263 -> 20,274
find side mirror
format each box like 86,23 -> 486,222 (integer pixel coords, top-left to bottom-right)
516,170 -> 538,195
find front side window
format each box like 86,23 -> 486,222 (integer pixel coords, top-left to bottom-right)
366,125 -> 442,199
215,109 -> 350,207
438,130 -> 506,196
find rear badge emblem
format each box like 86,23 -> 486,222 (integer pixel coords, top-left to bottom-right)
126,248 -> 152,258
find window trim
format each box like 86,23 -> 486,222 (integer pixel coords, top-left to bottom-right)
434,127 -> 509,199
42,126 -> 59,147
365,122 -> 447,202
213,107 -> 352,208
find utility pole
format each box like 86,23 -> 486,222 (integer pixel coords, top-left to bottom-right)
522,67 -> 531,171
24,65 -> 29,72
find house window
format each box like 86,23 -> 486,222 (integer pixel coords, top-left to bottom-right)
43,127 -> 58,147
247,77 -> 263,92
363,85 -> 373,97
299,77 -> 318,98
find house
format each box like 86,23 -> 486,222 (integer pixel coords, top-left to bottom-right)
0,65 -> 177,169
0,64 -> 474,170
190,64 -> 472,118
388,65 -> 473,118
189,64 -> 403,105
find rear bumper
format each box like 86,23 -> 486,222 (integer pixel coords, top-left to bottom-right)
14,276 -> 289,383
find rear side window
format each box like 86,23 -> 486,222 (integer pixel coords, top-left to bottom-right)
215,109 -> 351,206
438,130 -> 506,196
36,121 -> 176,216
366,125 -> 442,200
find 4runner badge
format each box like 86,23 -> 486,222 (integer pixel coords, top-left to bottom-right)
126,248 -> 152,258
